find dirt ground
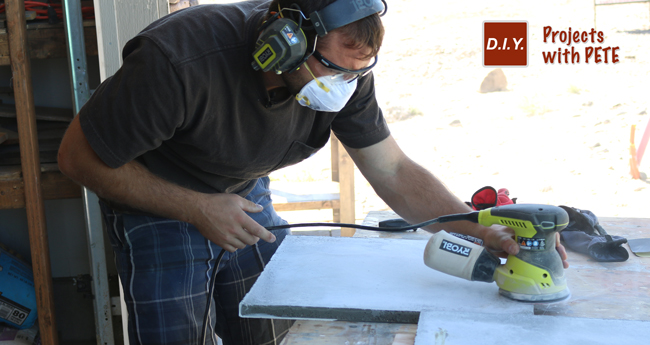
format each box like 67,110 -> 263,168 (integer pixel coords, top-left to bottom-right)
208,0 -> 650,222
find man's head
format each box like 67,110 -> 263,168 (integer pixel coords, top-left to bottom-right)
267,0 -> 384,59
261,0 -> 385,111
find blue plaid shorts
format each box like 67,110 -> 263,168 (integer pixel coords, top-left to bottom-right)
101,177 -> 294,345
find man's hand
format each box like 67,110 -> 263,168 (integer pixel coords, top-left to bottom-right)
482,224 -> 569,269
194,193 -> 276,252
59,117 -> 276,253
481,224 -> 518,256
344,136 -> 570,268
555,232 -> 569,268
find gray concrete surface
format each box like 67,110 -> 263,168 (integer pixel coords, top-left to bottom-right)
240,236 -> 532,323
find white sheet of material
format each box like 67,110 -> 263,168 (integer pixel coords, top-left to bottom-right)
240,236 -> 532,322
414,309 -> 650,345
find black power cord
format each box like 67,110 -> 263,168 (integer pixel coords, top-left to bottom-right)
200,244 -> 268,345
200,248 -> 225,345
266,211 -> 478,232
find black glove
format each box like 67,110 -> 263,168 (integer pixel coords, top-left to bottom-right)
559,206 -> 629,262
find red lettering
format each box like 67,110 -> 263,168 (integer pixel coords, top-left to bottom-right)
543,26 -> 552,42
571,46 -> 579,63
581,31 -> 588,42
597,31 -> 604,43
602,47 -> 611,63
562,48 -> 570,63
572,30 -> 580,45
585,47 -> 594,63
542,50 -> 557,63
595,47 -> 603,63
612,47 -> 620,63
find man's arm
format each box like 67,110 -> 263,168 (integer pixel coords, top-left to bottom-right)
58,116 -> 276,252
345,135 -> 568,266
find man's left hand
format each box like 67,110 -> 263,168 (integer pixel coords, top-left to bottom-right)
483,225 -> 570,269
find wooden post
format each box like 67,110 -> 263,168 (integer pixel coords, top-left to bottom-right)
337,140 -> 356,237
6,1 -> 58,344
636,116 -> 650,165
630,125 -> 641,179
330,133 -> 340,183
330,134 -> 341,223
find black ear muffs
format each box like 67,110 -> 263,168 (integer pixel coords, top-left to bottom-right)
251,0 -> 387,74
252,16 -> 307,73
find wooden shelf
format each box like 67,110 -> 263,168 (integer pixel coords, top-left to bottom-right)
0,163 -> 82,209
0,20 -> 97,65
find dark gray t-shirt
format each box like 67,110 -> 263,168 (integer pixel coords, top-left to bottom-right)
79,0 -> 389,200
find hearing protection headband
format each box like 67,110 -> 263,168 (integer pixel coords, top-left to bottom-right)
311,0 -> 387,37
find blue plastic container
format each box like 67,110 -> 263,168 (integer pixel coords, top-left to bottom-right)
0,246 -> 37,329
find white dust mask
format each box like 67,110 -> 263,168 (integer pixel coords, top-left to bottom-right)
295,63 -> 357,112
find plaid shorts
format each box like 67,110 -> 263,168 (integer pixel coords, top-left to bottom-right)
101,177 -> 294,345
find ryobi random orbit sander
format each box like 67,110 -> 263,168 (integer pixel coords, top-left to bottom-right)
267,203 -> 570,303
421,203 -> 570,302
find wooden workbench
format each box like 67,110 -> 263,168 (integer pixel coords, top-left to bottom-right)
280,211 -> 650,344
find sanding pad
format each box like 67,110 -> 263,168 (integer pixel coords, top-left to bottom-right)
499,287 -> 571,303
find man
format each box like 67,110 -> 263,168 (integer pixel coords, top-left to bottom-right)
58,0 -> 568,344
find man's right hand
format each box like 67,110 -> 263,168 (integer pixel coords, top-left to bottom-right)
194,193 -> 276,252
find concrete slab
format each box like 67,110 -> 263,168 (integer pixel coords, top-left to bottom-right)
240,236 -> 532,323
414,309 -> 650,345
